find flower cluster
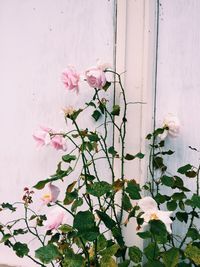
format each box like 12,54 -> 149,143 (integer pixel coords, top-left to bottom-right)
33,126 -> 67,151
1,63 -> 199,267
62,63 -> 109,93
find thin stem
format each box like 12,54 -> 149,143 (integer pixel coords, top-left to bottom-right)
24,206 -> 44,246
55,202 -> 74,217
179,208 -> 195,249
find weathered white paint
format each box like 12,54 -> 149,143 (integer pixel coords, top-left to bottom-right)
155,0 -> 200,238
115,0 -> 157,247
0,1 -> 115,265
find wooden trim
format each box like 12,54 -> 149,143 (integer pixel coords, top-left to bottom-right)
114,0 -> 157,246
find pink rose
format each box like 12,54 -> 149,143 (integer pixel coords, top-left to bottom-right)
33,127 -> 67,151
85,67 -> 106,89
33,126 -> 51,147
44,207 -> 67,230
51,135 -> 67,151
41,183 -> 60,205
62,67 -> 80,93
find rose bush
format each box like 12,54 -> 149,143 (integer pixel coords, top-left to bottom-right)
0,64 -> 199,267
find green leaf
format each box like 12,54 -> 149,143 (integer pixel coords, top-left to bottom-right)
97,234 -> 107,251
173,176 -> 184,189
0,234 -> 12,243
129,246 -> 142,263
96,210 -> 116,229
178,263 -> 192,267
111,226 -> 125,247
111,105 -> 120,116
155,194 -> 170,204
184,244 -> 200,265
179,200 -> 185,210
144,261 -> 164,267
59,224 -> 73,233
176,212 -> 188,223
135,152 -> 145,159
1,202 -> 16,212
137,231 -> 152,239
100,256 -> 117,267
62,154 -> 76,163
70,109 -> 83,120
81,173 -> 96,181
146,133 -> 152,140
49,233 -> 60,244
88,132 -> 100,142
187,228 -> 200,240
73,211 -> 99,241
87,181 -> 112,197
153,127 -> 166,137
161,175 -> 175,187
118,260 -> 130,267
122,193 -> 132,212
35,244 -> 61,264
161,150 -> 174,155
67,181 -> 77,193
71,197 -> 83,212
86,101 -> 96,108
13,242 -> 29,258
162,248 -> 179,267
125,152 -> 144,160
191,194 -> 200,209
96,210 -> 124,246
172,192 -> 186,201
92,110 -> 101,121
185,170 -> 197,178
102,81 -> 111,91
13,229 -> 27,236
98,102 -> 105,114
108,146 -> 118,157
153,156 -> 166,171
100,244 -> 120,257
63,248 -> 85,267
64,190 -> 78,205
177,164 -> 192,174
149,220 -> 168,243
144,242 -> 159,261
126,181 -> 141,200
34,166 -> 72,189
167,200 -> 177,211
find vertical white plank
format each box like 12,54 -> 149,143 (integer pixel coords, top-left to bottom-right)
156,0 -> 200,238
0,0 -> 115,265
115,0 -> 157,247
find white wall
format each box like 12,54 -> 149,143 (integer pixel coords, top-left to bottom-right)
0,1 -> 115,265
155,0 -> 200,237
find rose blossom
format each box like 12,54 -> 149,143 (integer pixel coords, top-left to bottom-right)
33,127 -> 67,151
41,183 -> 60,205
44,207 -> 67,230
159,114 -> 180,140
50,135 -> 67,151
85,66 -> 106,89
138,196 -> 173,233
61,106 -> 75,117
33,126 -> 51,147
62,67 -> 80,93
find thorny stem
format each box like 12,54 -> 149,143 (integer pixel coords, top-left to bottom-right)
73,119 -> 93,213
